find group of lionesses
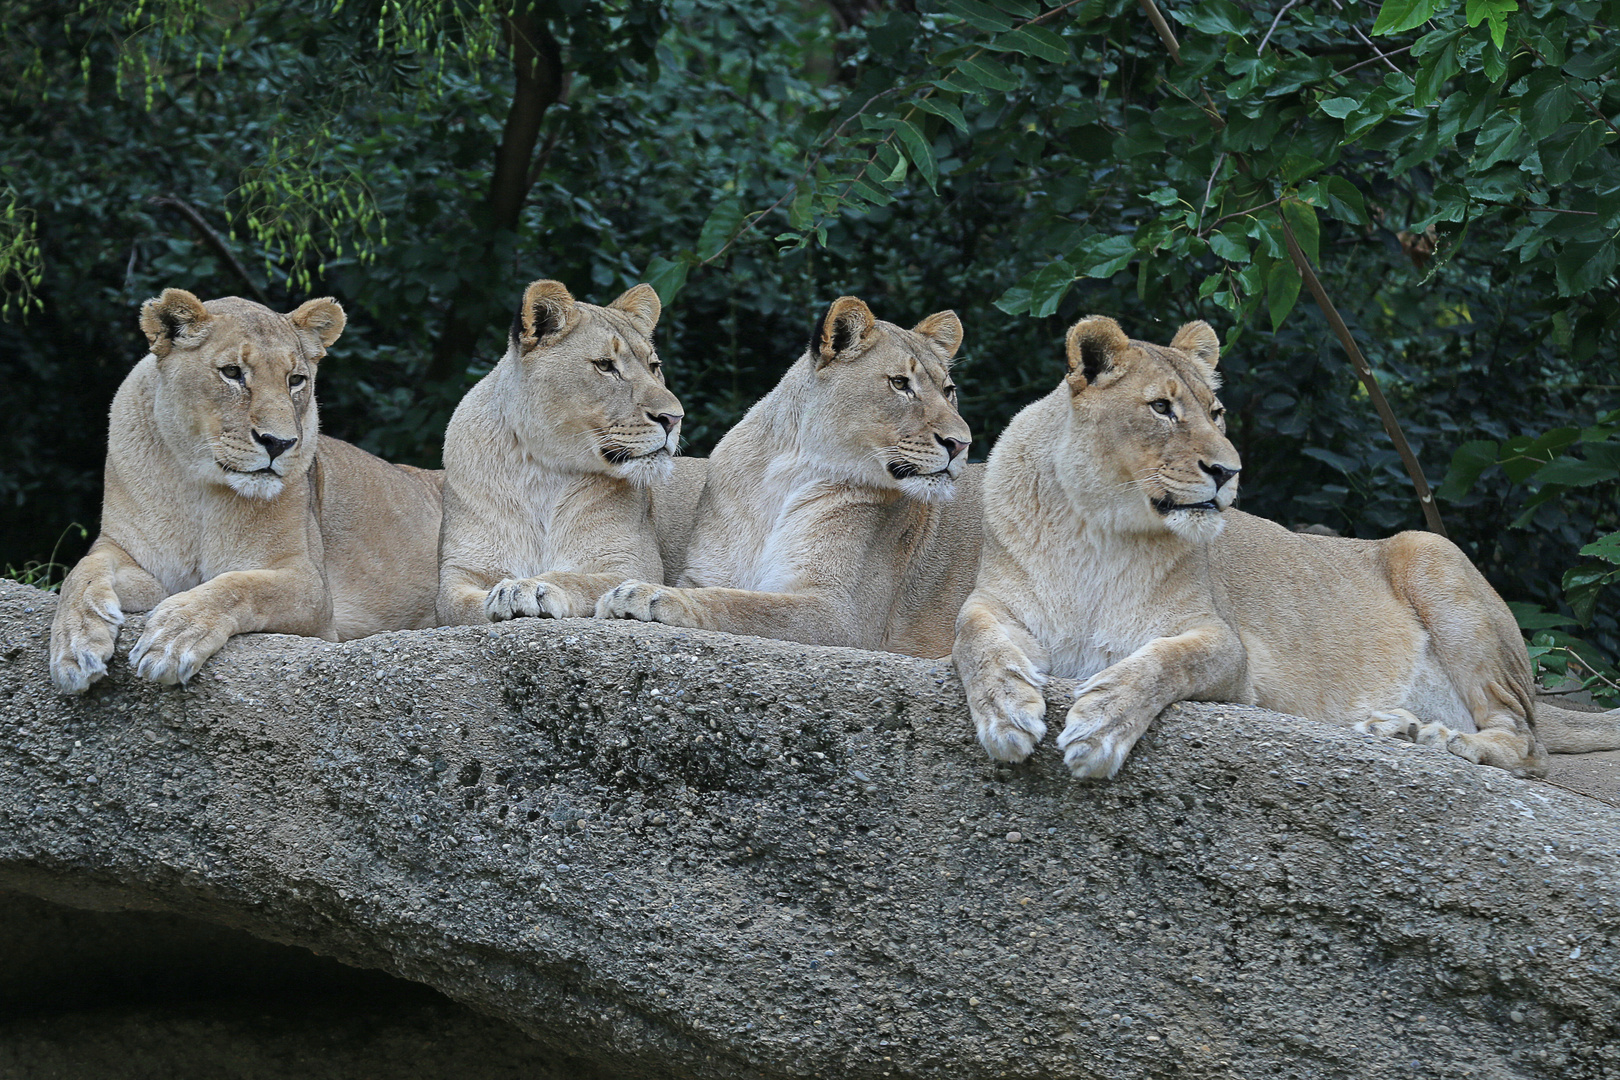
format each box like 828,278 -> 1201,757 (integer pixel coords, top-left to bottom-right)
46,280 -> 1620,778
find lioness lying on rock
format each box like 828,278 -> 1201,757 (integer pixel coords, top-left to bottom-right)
436,280 -> 691,625
597,296 -> 981,658
50,290 -> 444,692
954,315 -> 1620,779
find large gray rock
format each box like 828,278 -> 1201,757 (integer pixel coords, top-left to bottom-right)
1,578 -> 1617,1079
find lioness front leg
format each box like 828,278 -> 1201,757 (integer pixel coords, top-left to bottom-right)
50,539 -> 166,694
486,571 -> 623,621
1058,625 -> 1244,780
597,584 -> 856,646
130,566 -> 329,685
953,595 -> 1051,763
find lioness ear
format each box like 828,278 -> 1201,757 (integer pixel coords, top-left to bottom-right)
1170,320 -> 1220,376
139,288 -> 212,360
1064,315 -> 1129,392
289,297 -> 346,354
511,279 -> 579,352
814,296 -> 878,367
608,283 -> 661,337
911,310 -> 963,361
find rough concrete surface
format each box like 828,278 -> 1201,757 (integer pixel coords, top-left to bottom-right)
1,577 -> 1617,1079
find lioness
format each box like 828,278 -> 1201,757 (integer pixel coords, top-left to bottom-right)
50,289 -> 443,693
436,280 -> 687,625
597,296 -> 981,658
954,315 -> 1620,779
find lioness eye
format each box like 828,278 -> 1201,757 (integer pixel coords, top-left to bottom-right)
289,373 -> 307,388
593,358 -> 615,373
1211,406 -> 1225,420
1150,399 -> 1174,416
648,361 -> 662,375
890,375 -> 910,392
944,383 -> 958,399
220,365 -> 243,381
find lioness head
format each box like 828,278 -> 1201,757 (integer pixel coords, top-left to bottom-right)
139,288 -> 345,500
802,296 -> 970,502
1063,315 -> 1241,541
506,279 -> 681,484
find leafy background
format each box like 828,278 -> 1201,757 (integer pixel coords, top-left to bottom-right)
1,0 -> 1616,699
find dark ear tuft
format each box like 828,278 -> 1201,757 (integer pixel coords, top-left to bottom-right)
289,297 -> 346,353
1169,320 -> 1220,376
911,310 -> 963,361
138,288 -> 212,360
815,296 -> 877,367
512,280 -> 578,352
1064,315 -> 1129,392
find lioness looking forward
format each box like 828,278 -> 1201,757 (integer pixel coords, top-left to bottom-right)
597,296 -> 981,658
436,280 -> 687,625
50,289 -> 443,692
954,315 -> 1620,779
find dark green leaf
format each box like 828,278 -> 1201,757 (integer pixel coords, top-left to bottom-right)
1266,259 -> 1302,331
644,255 -> 691,306
987,26 -> 1071,63
1437,439 -> 1499,500
696,198 -> 743,262
942,0 -> 1013,33
955,55 -> 1019,91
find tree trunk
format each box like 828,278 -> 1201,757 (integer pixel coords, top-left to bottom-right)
427,9 -> 564,384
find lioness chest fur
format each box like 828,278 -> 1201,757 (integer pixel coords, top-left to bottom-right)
49,290 -> 443,693
435,280 -> 684,625
954,315 -> 1620,779
600,295 -> 981,658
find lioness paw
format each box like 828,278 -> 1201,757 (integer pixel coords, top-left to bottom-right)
1056,704 -> 1136,780
50,587 -> 125,694
484,578 -> 567,621
1354,710 -> 1424,743
971,674 -> 1048,763
129,599 -> 231,686
595,580 -> 689,625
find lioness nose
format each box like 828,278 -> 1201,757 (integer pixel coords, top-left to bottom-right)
1200,460 -> 1240,488
254,431 -> 297,460
650,412 -> 682,434
936,434 -> 969,461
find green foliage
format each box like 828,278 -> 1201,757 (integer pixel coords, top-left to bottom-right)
1442,410 -> 1620,701
0,188 -> 43,319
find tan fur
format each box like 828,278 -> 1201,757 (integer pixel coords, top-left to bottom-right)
49,290 -> 443,693
436,280 -> 685,625
597,296 -> 981,658
954,316 -> 1620,780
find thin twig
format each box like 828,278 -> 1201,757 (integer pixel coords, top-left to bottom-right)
147,195 -> 271,306
1197,152 -> 1226,231
1332,44 -> 1412,78
1327,0 -> 1410,80
1279,209 -> 1446,535
1257,0 -> 1302,55
1472,199 -> 1599,216
1199,196 -> 1283,238
1135,0 -> 1180,65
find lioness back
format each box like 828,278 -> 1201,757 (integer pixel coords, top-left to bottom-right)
313,434 -> 444,637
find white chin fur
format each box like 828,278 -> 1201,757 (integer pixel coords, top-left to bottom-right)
223,471 -> 286,500
1162,508 -> 1226,542
613,450 -> 675,486
897,473 -> 957,503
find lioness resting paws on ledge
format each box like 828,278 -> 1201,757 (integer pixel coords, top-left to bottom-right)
436,280 -> 690,626
953,315 -> 1620,779
49,289 -> 444,693
597,296 -> 982,659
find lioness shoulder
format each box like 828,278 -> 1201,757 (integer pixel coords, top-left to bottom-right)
597,295 -> 981,658
954,315 -> 1620,779
49,289 -> 443,693
436,279 -> 686,626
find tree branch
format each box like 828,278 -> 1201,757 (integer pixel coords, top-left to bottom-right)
147,195 -> 271,307
1135,0 -> 1180,65
1280,211 -> 1446,536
